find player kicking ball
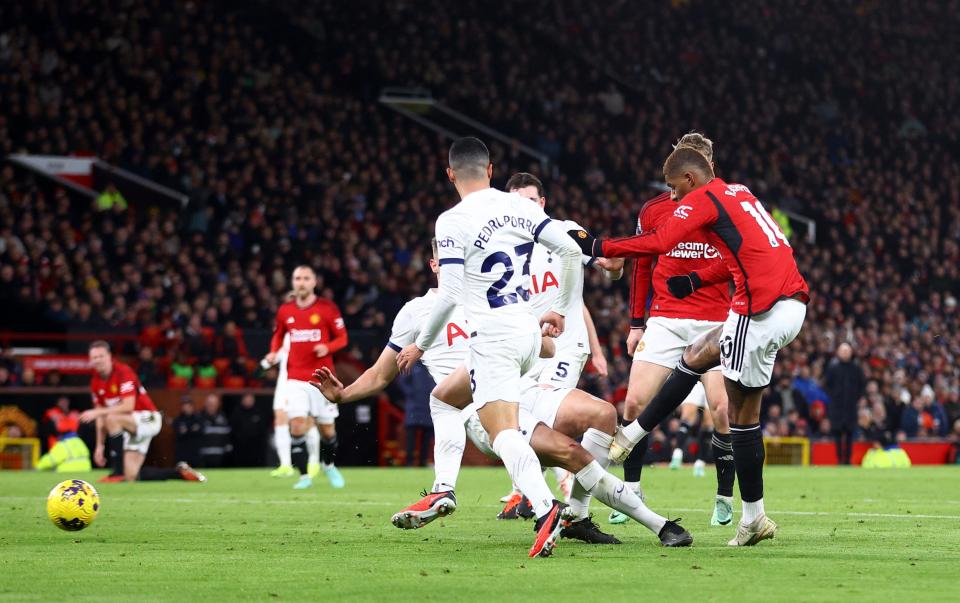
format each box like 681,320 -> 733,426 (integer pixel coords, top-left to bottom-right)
263,266 -> 348,489
82,341 -> 205,483
570,147 -> 809,546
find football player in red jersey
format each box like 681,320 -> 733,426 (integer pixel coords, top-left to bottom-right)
571,146 -> 809,546
81,340 -> 204,482
262,265 -> 348,489
612,133 -> 736,528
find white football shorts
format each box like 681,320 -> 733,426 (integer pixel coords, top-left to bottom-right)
274,379 -> 339,423
720,299 -> 807,388
633,316 -> 723,371
124,410 -> 162,455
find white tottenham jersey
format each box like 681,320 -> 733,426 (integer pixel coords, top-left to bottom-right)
422,188 -> 582,344
527,219 -> 594,355
389,289 -> 470,384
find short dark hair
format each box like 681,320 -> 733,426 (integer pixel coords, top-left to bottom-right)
89,340 -> 111,352
448,137 -> 490,180
663,146 -> 713,179
292,265 -> 316,276
505,172 -> 544,198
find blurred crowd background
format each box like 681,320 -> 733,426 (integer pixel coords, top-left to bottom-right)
2,0 -> 959,463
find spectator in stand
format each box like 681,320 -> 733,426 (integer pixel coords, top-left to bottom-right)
19,367 -> 38,387
824,342 -> 866,465
173,398 -> 204,467
919,385 -> 950,437
95,183 -> 127,212
137,347 -> 163,389
0,366 -> 14,387
230,394 -> 268,467
199,394 -> 232,468
216,321 -> 249,377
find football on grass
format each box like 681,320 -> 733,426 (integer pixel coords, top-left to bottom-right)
47,479 -> 100,531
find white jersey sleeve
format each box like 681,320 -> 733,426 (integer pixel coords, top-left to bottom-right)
415,213 -> 465,350
389,291 -> 470,384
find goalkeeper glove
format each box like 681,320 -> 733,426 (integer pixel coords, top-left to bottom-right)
666,272 -> 703,299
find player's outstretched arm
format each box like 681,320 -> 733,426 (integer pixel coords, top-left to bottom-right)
594,257 -> 624,280
311,346 -> 401,404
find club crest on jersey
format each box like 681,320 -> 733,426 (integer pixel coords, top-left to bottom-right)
674,205 -> 693,219
576,230 -> 588,239
310,314 -> 321,325
635,341 -> 645,353
110,384 -> 118,394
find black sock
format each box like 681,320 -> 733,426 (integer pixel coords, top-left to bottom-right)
730,424 -> 764,502
291,436 -> 308,475
637,359 -> 704,431
698,428 -> 714,462
675,420 -> 693,451
138,467 -> 181,481
321,435 -> 338,466
712,432 -> 735,497
107,432 -> 124,476
622,436 -> 649,483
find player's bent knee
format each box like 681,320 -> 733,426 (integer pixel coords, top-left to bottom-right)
289,417 -> 308,436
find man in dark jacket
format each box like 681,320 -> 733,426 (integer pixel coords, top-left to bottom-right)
230,393 -> 269,467
824,343 -> 866,464
173,397 -> 204,466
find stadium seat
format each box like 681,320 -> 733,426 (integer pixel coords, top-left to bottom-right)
212,358 -> 232,374
167,376 -> 190,389
222,375 -> 246,389
194,375 -> 217,389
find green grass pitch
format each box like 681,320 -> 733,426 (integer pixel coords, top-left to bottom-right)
1,466 -> 958,602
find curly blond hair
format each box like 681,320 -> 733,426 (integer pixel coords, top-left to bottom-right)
674,131 -> 714,163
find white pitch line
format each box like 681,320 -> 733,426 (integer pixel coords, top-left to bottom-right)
3,496 -> 960,520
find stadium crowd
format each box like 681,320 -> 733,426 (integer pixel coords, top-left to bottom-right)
2,0 -> 959,453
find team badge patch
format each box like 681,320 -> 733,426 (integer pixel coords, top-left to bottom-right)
636,341 -> 645,353
110,384 -> 118,394
310,314 -> 321,325
577,230 -> 588,239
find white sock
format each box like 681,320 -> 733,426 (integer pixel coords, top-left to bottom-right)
576,460 -> 666,535
567,428 -> 615,519
275,424 -> 291,467
742,498 -> 765,524
624,481 -> 640,492
305,425 -> 320,466
429,396 -> 465,493
620,421 -> 649,445
492,429 -> 554,518
581,428 -> 613,469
